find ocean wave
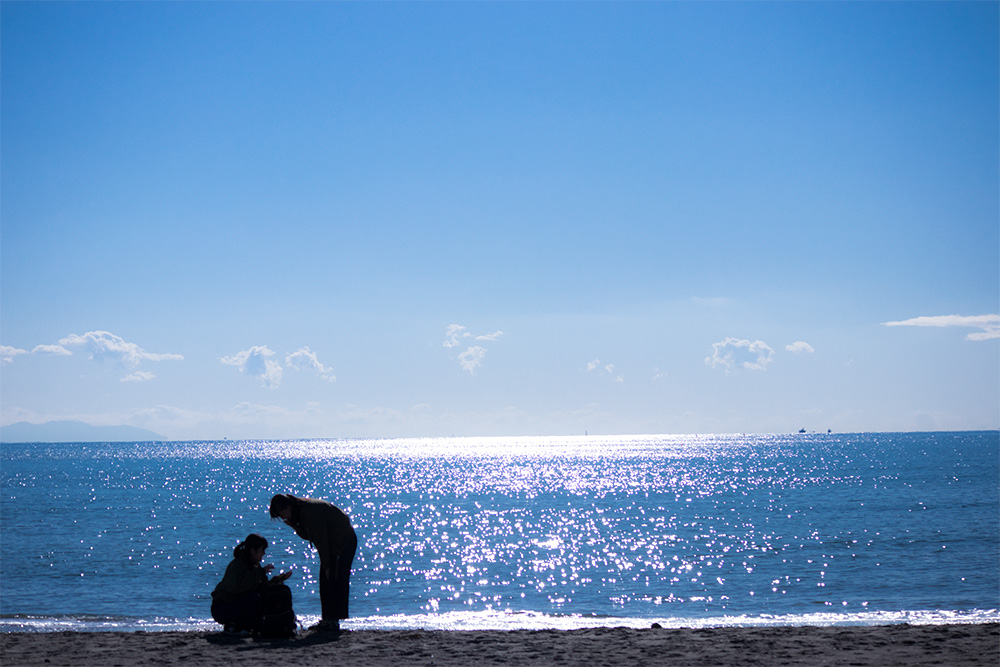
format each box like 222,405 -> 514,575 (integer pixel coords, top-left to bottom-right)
3,608 -> 997,633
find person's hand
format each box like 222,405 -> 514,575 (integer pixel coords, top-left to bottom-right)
263,563 -> 275,574
276,570 -> 292,582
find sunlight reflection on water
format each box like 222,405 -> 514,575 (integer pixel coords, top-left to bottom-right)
1,433 -> 997,628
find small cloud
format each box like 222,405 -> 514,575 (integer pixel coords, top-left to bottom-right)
1,345 -> 28,364
459,346 -> 487,375
50,331 -> 181,381
444,324 -> 503,375
285,347 -> 336,382
228,401 -> 294,420
221,346 -> 283,388
706,337 -> 774,372
586,358 -> 623,383
881,314 -> 1000,341
59,331 -> 183,366
443,324 -> 471,348
785,341 -> 815,354
121,371 -> 155,383
31,344 -> 72,356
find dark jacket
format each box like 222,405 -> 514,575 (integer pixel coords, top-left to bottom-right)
291,497 -> 356,564
211,558 -> 268,602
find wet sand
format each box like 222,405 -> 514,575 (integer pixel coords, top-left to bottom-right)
1,623 -> 997,666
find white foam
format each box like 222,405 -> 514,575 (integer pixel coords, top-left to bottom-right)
342,608 -> 1000,631
3,608 -> 996,634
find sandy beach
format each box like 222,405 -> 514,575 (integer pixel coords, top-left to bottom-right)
1,623 -> 996,667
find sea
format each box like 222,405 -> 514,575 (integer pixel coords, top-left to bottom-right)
1,432 -> 997,633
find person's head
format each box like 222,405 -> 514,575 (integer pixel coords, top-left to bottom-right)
234,533 -> 268,565
269,494 -> 297,523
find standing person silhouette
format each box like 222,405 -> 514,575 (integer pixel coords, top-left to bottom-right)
269,493 -> 357,632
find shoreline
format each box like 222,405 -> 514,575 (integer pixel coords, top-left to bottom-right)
2,623 -> 997,666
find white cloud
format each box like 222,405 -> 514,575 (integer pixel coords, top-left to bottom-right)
706,337 -> 774,372
785,341 -> 815,354
1,345 -> 27,364
121,371 -> 155,383
285,346 -> 337,382
459,346 -> 487,375
881,314 -> 1000,341
221,345 -> 283,388
59,331 -> 183,366
129,404 -> 206,425
443,324 -> 471,348
31,344 -> 72,356
228,401 -> 295,420
585,358 -> 624,383
445,324 -> 503,375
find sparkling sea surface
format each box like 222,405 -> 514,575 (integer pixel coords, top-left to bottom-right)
1,432 -> 997,632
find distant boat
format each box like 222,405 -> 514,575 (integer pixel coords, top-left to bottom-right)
798,428 -> 807,433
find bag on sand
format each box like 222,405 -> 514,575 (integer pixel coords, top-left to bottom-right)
257,583 -> 297,638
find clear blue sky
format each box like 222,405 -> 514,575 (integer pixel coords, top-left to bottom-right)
2,2 -> 997,439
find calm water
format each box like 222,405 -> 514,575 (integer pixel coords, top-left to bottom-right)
1,432 -> 997,632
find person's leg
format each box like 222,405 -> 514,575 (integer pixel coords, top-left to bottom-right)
319,561 -> 336,621
231,591 -> 264,631
211,599 -> 234,627
212,593 -> 262,632
333,534 -> 358,620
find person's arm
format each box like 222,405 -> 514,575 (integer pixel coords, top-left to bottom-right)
218,560 -> 268,596
237,563 -> 269,592
269,569 -> 293,583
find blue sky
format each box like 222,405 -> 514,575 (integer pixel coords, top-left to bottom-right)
2,2 -> 997,440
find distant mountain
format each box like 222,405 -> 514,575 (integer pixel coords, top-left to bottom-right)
0,421 -> 165,443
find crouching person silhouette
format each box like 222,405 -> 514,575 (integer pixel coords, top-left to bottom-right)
211,533 -> 294,636
270,493 -> 357,632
